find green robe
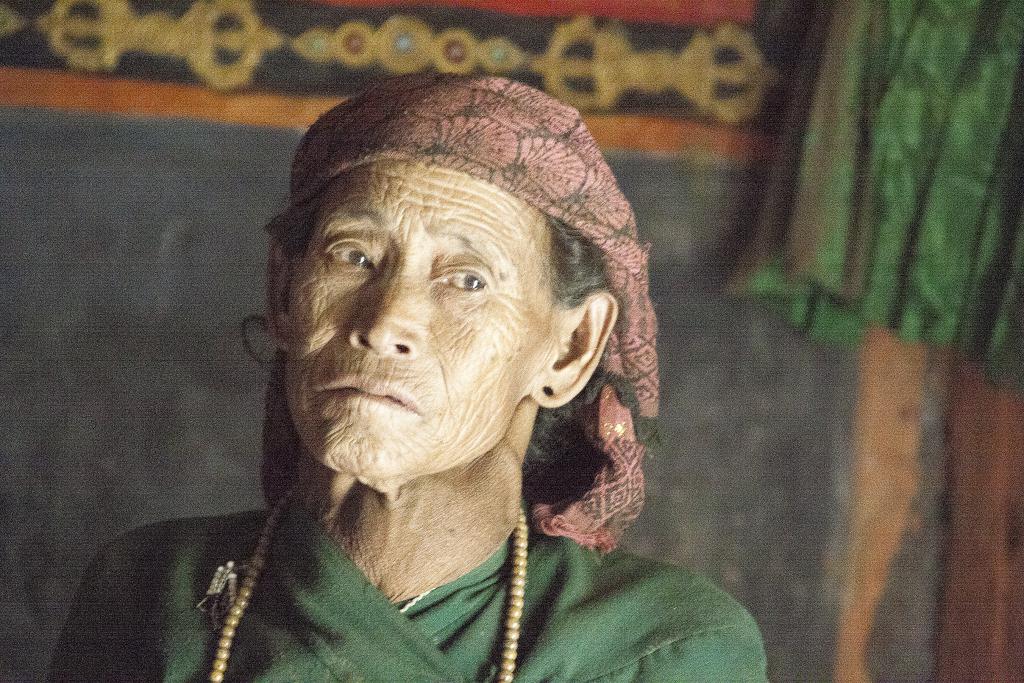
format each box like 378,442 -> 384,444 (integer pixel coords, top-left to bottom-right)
49,502 -> 767,681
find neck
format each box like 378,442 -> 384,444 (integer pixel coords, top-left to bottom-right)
295,448 -> 523,602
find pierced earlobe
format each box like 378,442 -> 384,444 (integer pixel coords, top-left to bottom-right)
534,383 -> 562,409
533,291 -> 618,410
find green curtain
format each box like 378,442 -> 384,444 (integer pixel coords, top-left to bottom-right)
744,0 -> 1024,392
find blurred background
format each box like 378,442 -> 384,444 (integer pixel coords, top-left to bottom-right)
1,1 -> 1021,680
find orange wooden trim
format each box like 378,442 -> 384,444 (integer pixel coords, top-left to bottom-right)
583,114 -> 773,160
0,67 -> 336,131
833,327 -> 927,683
939,360 -> 1024,681
0,66 -> 772,160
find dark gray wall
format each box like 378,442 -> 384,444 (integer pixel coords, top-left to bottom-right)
1,107 -> 939,681
1,108 -> 278,679
606,153 -> 851,678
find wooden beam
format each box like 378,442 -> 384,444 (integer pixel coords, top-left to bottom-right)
0,67 -> 336,131
834,327 -> 927,683
939,360 -> 1024,681
0,66 -> 774,160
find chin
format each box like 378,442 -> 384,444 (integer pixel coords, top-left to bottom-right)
314,424 -> 430,482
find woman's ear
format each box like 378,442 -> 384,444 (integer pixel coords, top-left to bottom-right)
266,239 -> 295,351
532,292 -> 618,408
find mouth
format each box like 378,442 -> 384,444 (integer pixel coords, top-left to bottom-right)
318,375 -> 422,415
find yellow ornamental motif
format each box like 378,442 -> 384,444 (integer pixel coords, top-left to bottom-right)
0,4 -> 25,40
477,37 -> 527,74
180,0 -> 284,90
374,16 -> 434,75
533,17 -> 772,123
294,21 -> 377,68
681,24 -> 772,125
9,0 -> 773,122
432,28 -> 477,75
36,0 -> 135,71
35,0 -> 282,90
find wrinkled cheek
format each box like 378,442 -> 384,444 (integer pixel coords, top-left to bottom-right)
432,339 -> 522,453
282,359 -> 316,458
289,278 -> 349,356
282,327 -> 336,449
449,321 -> 550,452
493,301 -> 551,361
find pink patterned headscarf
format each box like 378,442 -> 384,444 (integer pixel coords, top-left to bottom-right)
263,74 -> 658,551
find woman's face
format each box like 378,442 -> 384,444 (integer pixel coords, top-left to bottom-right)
280,160 -> 560,488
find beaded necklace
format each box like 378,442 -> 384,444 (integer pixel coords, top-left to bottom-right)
206,496 -> 529,683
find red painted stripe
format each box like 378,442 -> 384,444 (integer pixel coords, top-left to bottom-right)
294,0 -> 755,27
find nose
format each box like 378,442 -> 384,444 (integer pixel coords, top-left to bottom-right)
349,328 -> 417,357
347,280 -> 425,359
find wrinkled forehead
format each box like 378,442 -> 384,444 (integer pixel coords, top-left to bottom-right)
309,160 -> 553,270
315,160 -> 541,224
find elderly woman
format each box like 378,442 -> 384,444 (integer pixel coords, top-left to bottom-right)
50,75 -> 766,681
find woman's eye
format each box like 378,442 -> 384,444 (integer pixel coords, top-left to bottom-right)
333,247 -> 374,270
452,272 -> 486,291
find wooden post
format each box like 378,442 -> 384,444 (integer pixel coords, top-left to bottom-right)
834,327 -> 927,683
938,361 -> 1024,681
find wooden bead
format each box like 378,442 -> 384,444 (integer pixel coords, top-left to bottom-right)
208,490 -> 294,682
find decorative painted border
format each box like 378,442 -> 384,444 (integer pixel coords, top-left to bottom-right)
0,0 -> 773,121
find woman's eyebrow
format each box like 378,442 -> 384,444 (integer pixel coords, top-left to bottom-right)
321,207 -> 385,231
435,228 -> 510,265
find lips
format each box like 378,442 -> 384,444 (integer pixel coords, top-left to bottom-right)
317,375 -> 422,415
